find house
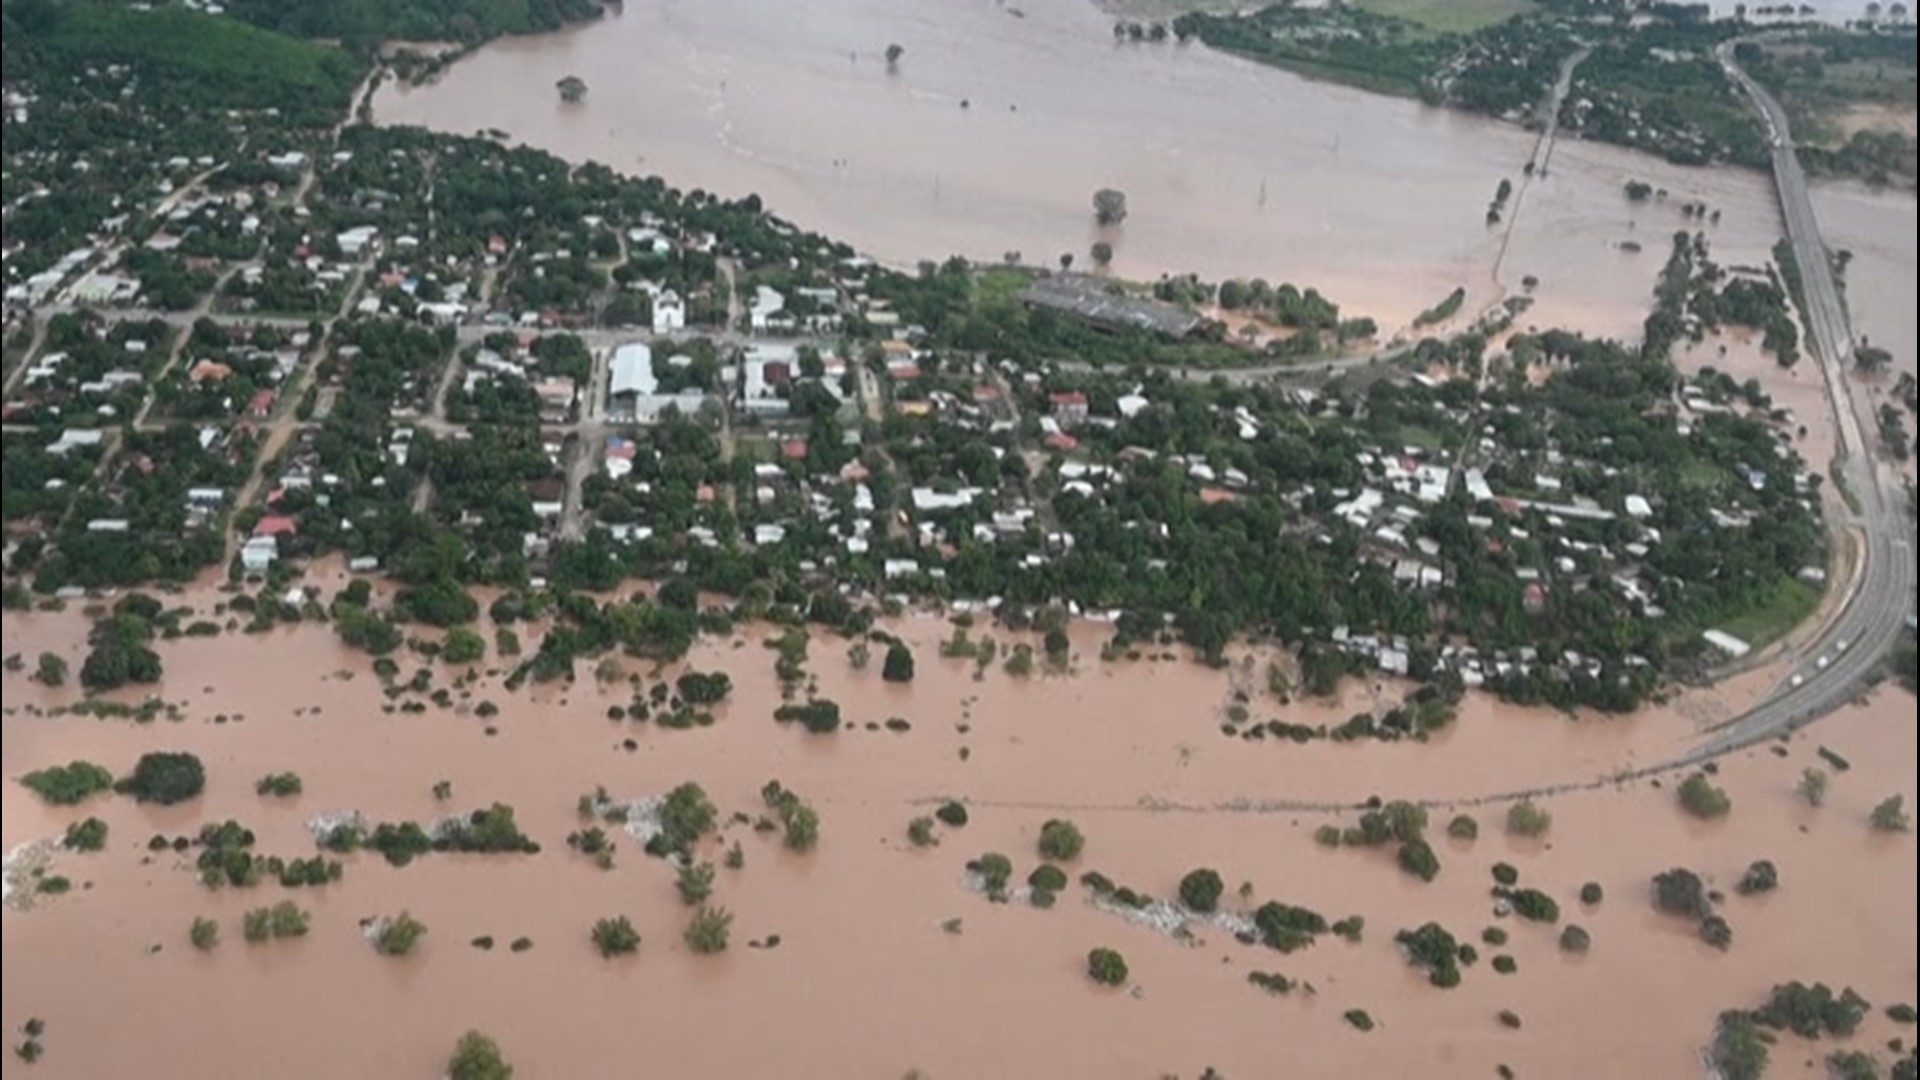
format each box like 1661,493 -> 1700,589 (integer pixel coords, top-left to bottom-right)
48,429 -> 106,456
652,289 -> 686,334
1523,582 -> 1549,614
241,536 -> 278,573
189,360 -> 233,383
533,378 -> 578,420
1019,274 -> 1203,338
527,478 -> 566,519
609,343 -> 706,422
749,286 -> 788,333
740,343 -> 799,419
253,515 -> 299,539
247,389 -> 278,418
1702,630 -> 1751,660
781,439 -> 809,463
1050,392 -> 1090,430
337,226 -> 379,258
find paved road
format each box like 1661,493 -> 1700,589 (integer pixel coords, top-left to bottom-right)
1695,47 -> 1916,757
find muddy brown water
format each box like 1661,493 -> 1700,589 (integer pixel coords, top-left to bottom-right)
373,1 -> 1912,342
2,603 -> 1913,1079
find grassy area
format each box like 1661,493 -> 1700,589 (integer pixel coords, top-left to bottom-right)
1396,425 -> 1450,452
1355,0 -> 1537,35
36,6 -> 364,116
973,266 -> 1037,311
1715,576 -> 1824,650
1679,460 -> 1725,491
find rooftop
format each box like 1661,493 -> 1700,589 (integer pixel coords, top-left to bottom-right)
1019,274 -> 1203,338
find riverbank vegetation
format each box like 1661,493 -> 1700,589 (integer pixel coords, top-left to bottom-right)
223,0 -> 608,50
1742,28 -> 1918,187
1168,3 -> 1915,173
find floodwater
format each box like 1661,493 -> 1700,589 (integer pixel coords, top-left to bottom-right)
377,0 -> 1538,330
3,602 -> 1914,1078
1814,181 -> 1918,378
372,0 -> 1915,342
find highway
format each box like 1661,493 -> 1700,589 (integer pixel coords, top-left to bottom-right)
1695,46 -> 1916,758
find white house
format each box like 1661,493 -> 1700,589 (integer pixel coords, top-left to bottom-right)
749,286 -> 787,333
241,536 -> 279,573
608,343 -> 706,423
652,289 -> 686,334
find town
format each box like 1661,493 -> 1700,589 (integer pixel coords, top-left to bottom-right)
4,109 -> 1839,712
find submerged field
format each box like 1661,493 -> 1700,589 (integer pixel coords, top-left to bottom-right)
2,593 -> 1914,1078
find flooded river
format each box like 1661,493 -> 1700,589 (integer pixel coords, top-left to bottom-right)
372,0 -> 1539,330
2,603 -> 1914,1078
373,0 -> 1914,341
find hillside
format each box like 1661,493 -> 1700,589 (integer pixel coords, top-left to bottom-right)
221,0 -> 606,46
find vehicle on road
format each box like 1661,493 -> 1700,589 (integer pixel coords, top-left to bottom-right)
1791,674 -> 1806,688
1818,655 -> 1832,670
1837,639 -> 1851,653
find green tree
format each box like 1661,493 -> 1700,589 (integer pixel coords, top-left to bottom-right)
1654,868 -> 1711,919
62,817 -> 108,852
882,642 -> 916,683
117,752 -> 205,805
969,853 -> 1014,896
374,912 -> 428,956
1088,947 -> 1130,986
677,860 -> 716,906
255,772 -> 303,797
684,906 -> 734,955
1180,869 -> 1224,913
592,916 -> 641,957
449,1031 -> 514,1080
659,782 -> 717,852
1506,799 -> 1552,837
1038,819 -> 1085,862
1397,838 -> 1441,883
21,761 -> 114,805
443,627 -> 486,665
1798,767 -> 1829,808
782,802 -> 820,852
34,652 -> 67,687
1679,772 -> 1732,819
1713,1012 -> 1768,1080
1872,794 -> 1911,833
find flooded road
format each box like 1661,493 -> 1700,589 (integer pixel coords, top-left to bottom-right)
3,605 -> 1913,1078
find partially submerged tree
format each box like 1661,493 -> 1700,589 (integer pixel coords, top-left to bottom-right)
449,1031 -> 513,1080
1798,767 -> 1829,808
885,43 -> 905,70
685,906 -> 734,955
1093,188 -> 1129,226
557,75 -> 588,104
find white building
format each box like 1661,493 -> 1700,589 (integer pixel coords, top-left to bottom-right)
749,286 -> 787,333
608,343 -> 706,423
652,289 -> 686,334
241,536 -> 279,573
